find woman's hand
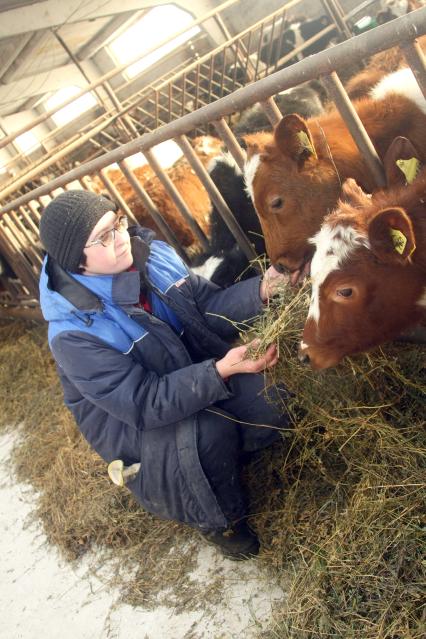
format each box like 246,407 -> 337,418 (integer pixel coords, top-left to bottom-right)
259,265 -> 290,301
215,339 -> 278,378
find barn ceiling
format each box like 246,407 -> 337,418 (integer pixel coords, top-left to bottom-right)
0,0 -> 215,119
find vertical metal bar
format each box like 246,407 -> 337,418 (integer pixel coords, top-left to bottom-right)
254,22 -> 265,80
321,71 -> 386,187
0,227 -> 32,294
182,73 -> 187,116
219,47 -> 227,97
400,39 -> 426,100
320,0 -> 351,40
259,97 -> 283,127
143,148 -> 209,250
266,15 -> 278,71
11,210 -> 43,267
18,206 -> 40,236
175,135 -> 258,264
273,9 -> 288,72
98,168 -> 138,224
213,119 -> 246,171
27,200 -> 42,223
118,159 -> 188,261
243,30 -> 254,81
155,90 -> 159,130
0,218 -> 39,296
195,66 -> 200,110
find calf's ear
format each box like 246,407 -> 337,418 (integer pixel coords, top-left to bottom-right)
368,206 -> 416,264
274,114 -> 317,166
384,136 -> 422,187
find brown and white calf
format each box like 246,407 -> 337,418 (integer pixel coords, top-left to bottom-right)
244,68 -> 426,284
298,174 -> 426,369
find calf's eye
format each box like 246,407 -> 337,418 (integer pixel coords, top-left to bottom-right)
270,197 -> 283,209
337,288 -> 353,298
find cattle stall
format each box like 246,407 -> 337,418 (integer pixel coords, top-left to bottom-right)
0,5 -> 425,320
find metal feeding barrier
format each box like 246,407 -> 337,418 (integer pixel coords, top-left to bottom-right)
0,6 -> 425,320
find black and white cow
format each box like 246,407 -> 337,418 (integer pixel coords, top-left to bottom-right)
233,80 -> 328,137
259,15 -> 337,69
191,153 -> 264,286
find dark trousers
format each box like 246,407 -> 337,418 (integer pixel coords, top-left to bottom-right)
197,372 -> 290,529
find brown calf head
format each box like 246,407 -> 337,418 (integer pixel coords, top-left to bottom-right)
244,114 -> 342,275
299,178 -> 424,370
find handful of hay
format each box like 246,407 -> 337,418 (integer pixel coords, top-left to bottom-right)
0,284 -> 424,638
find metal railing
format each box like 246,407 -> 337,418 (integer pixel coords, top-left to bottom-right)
0,0 -> 345,202
0,6 -> 425,319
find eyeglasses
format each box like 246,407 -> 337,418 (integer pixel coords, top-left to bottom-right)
85,215 -> 129,248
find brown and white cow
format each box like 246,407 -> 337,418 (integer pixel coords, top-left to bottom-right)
298,172 -> 426,369
244,68 -> 426,285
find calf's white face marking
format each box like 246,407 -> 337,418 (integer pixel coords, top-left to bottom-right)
307,224 -> 370,323
244,154 -> 261,201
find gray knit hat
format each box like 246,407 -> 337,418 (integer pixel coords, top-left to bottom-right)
39,190 -> 115,272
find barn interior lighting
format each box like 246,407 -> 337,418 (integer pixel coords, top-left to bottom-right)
108,4 -> 200,79
44,86 -> 97,127
14,130 -> 40,155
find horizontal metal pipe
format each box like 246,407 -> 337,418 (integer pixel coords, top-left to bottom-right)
2,7 -> 426,216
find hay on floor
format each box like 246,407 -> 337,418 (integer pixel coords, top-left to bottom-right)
0,283 -> 424,638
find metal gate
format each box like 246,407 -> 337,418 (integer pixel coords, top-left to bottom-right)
0,6 -> 425,320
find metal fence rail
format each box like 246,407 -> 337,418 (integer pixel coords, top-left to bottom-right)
0,0 -> 344,203
0,7 -> 425,318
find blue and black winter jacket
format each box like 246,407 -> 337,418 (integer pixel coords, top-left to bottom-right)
39,226 -> 264,530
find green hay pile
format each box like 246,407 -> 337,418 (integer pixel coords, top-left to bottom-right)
0,281 -> 424,638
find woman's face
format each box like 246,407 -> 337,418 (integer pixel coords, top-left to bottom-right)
81,210 -> 133,276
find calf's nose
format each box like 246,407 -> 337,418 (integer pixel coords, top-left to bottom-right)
273,262 -> 288,274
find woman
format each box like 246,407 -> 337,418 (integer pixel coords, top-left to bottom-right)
39,190 -> 290,560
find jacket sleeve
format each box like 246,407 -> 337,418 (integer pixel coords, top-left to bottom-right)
51,331 -> 232,431
187,270 -> 264,338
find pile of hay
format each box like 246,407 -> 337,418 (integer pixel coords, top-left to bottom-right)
0,280 -> 424,637
243,285 -> 425,638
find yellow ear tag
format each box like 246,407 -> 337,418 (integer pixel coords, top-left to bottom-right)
297,130 -> 317,159
395,157 -> 420,184
389,227 -> 415,256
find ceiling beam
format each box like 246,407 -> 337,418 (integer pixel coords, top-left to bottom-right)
0,64 -> 85,111
0,0 -> 171,39
1,31 -> 48,84
0,32 -> 32,77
